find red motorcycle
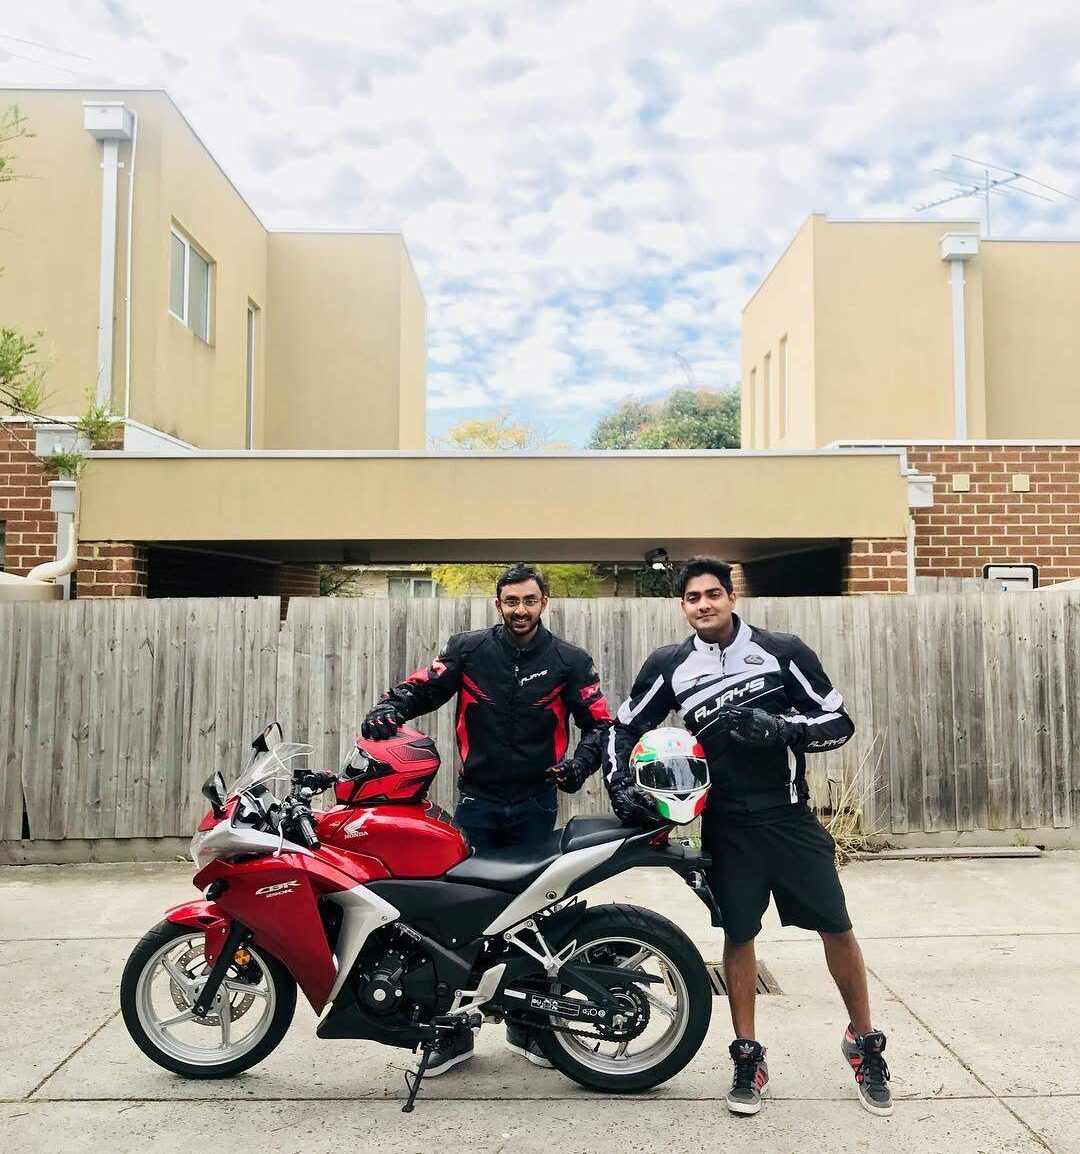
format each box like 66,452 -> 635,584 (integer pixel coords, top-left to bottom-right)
121,724 -> 722,1110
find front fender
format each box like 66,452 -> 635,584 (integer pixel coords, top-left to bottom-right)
165,899 -> 232,964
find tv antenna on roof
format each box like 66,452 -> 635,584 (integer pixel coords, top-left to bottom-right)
914,154 -> 1080,237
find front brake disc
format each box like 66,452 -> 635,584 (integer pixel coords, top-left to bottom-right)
169,944 -> 255,1026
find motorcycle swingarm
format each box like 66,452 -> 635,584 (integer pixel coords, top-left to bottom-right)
501,987 -> 619,1026
555,961 -> 661,1008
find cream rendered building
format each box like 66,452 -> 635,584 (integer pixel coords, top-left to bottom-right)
0,88 -> 426,452
741,215 -> 1080,590
742,213 -> 1080,448
1,92 -> 925,599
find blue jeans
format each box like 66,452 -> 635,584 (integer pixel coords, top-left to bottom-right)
453,789 -> 559,852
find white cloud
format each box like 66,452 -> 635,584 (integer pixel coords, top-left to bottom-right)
5,1 -> 1080,442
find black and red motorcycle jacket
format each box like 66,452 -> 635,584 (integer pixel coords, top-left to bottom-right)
605,615 -> 855,823
377,622 -> 613,802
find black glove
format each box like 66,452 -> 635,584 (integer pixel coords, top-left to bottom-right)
360,705 -> 402,741
727,707 -> 794,748
546,757 -> 592,794
610,784 -> 661,827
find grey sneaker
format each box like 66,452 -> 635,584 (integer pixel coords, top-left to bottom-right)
505,1021 -> 553,1068
842,1025 -> 893,1116
410,1028 -> 474,1077
727,1038 -> 769,1115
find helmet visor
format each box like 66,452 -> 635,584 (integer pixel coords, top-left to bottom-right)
636,756 -> 709,793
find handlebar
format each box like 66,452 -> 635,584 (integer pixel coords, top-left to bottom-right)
293,769 -> 338,793
295,811 -> 320,850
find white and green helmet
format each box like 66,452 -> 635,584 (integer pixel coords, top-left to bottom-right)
630,727 -> 711,824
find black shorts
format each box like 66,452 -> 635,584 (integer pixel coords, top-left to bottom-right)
701,807 -> 853,944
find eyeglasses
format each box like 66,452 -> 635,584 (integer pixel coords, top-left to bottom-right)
499,595 -> 543,609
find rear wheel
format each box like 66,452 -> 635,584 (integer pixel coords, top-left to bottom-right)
120,920 -> 296,1079
534,903 -> 711,1093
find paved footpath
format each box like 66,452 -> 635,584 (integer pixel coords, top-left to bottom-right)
1,852 -> 1078,1154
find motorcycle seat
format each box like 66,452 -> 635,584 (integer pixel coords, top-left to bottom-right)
559,814 -> 632,854
445,830 -> 565,892
444,816 -> 630,894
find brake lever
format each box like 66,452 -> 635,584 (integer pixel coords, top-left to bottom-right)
268,806 -> 286,857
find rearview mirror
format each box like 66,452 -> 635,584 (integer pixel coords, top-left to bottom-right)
201,771 -> 227,817
250,721 -> 284,756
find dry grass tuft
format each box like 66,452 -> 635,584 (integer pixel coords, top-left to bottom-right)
813,730 -> 890,867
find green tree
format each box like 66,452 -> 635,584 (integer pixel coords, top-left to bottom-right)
430,411 -> 570,452
430,562 -> 603,598
585,400 -> 653,450
586,387 -> 740,450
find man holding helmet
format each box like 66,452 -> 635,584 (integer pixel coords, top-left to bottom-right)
605,556 -> 893,1118
361,562 -> 612,1075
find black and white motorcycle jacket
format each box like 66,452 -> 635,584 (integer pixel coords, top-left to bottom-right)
605,615 -> 854,821
378,622 -> 612,802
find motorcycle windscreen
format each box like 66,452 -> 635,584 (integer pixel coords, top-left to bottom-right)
635,756 -> 710,793
228,742 -> 314,801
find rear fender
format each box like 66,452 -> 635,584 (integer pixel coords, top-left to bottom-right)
564,830 -> 713,898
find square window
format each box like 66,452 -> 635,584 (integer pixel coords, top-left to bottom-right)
170,226 -> 213,342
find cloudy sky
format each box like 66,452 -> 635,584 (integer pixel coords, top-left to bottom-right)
4,1 -> 1080,445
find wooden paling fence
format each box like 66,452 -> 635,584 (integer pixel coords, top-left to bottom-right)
1,592 -> 1078,844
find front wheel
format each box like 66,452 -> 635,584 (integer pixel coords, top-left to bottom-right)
120,920 -> 296,1079
534,903 -> 712,1093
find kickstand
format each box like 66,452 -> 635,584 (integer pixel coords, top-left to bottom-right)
402,1013 -> 479,1114
402,1043 -> 434,1114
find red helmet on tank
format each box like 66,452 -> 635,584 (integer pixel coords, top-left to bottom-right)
334,725 -> 441,806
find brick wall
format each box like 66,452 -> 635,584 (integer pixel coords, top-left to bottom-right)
730,564 -> 749,597
0,422 -> 59,576
75,542 -> 149,598
907,444 -> 1080,585
843,538 -> 909,593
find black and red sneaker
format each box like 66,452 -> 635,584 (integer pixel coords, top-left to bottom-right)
841,1025 -> 893,1115
727,1038 -> 769,1115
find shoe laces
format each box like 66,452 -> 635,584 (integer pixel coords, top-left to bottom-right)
730,1041 -> 762,1092
859,1033 -> 890,1090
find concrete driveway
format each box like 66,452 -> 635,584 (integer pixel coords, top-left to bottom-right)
0,852 -> 1077,1154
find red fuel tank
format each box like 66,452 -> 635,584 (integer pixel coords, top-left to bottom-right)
315,801 -> 469,879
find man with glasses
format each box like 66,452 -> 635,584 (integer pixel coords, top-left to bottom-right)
362,562 -> 612,1074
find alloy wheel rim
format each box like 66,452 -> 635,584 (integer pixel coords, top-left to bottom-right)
548,934 -> 690,1075
134,932 -> 278,1066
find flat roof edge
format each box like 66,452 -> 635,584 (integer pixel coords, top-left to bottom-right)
84,447 -> 911,461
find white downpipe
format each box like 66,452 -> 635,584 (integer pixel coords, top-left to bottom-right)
122,110 -> 138,421
27,520 -> 77,583
0,500 -> 78,601
948,257 -> 968,439
96,137 -> 121,408
906,515 -> 917,595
